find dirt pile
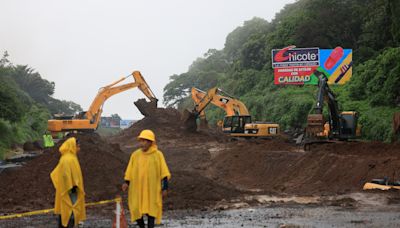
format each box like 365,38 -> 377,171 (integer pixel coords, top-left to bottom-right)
210,140 -> 400,195
2,103 -> 400,215
279,142 -> 400,194
0,107 -> 235,214
113,106 -> 400,205
111,106 -> 239,210
112,106 -> 227,152
0,133 -> 128,213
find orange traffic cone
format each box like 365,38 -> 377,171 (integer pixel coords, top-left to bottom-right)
112,196 -> 127,228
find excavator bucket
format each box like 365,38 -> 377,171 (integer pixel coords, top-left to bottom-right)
134,98 -> 158,117
182,109 -> 198,132
306,114 -> 325,135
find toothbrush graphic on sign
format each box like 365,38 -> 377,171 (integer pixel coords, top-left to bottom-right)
334,61 -> 353,84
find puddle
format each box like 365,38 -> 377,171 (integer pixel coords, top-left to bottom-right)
245,195 -> 320,204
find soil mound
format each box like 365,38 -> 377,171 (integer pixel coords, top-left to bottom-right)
112,107 -> 237,210
3,103 -> 400,215
0,133 -> 128,213
211,140 -> 400,195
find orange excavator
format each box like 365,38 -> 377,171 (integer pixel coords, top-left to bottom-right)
183,87 -> 280,137
47,70 -> 157,134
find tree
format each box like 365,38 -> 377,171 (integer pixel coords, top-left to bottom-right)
11,65 -> 55,104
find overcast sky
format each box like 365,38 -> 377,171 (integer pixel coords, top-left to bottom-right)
1,0 -> 295,119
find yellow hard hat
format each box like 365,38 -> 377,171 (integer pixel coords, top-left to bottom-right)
137,129 -> 156,142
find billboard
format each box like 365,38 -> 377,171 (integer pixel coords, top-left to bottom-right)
272,46 -> 353,85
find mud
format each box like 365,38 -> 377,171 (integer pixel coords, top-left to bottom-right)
1,105 -> 400,226
0,133 -> 128,214
2,195 -> 400,227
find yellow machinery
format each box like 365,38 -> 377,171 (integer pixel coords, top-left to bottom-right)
48,71 -> 157,134
306,69 -> 360,140
184,87 -> 279,137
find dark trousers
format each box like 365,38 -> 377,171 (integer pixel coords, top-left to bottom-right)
58,191 -> 77,228
58,215 -> 74,228
136,215 -> 155,228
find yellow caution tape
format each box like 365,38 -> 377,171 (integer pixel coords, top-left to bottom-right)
85,197 -> 120,207
0,197 -> 122,220
0,208 -> 55,220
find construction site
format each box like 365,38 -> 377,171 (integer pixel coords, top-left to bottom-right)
0,97 -> 400,227
1,0 -> 400,227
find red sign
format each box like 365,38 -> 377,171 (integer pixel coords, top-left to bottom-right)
274,66 -> 317,85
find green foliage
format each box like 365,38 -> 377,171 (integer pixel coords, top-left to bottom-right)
224,17 -> 273,71
95,126 -> 121,137
0,52 -> 82,159
11,65 -> 55,104
359,106 -> 397,142
47,98 -> 83,115
0,103 -> 50,158
348,47 -> 400,106
163,50 -> 227,107
0,119 -> 13,159
0,73 -> 30,122
163,0 -> 400,142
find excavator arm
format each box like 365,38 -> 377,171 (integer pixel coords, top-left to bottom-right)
86,71 -> 157,122
190,87 -> 218,117
184,87 -> 279,137
308,70 -> 340,134
307,69 -> 359,139
183,86 -> 251,132
190,87 -> 249,116
48,70 -> 157,133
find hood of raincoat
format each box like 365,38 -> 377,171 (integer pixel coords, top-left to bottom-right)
142,144 -> 158,154
59,137 -> 77,155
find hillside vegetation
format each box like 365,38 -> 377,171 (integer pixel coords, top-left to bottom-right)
0,53 -> 82,158
163,0 -> 400,142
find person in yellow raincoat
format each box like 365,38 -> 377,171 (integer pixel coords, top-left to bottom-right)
122,129 -> 171,228
50,137 -> 86,228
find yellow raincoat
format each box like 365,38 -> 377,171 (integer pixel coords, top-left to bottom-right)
124,144 -> 171,224
50,137 -> 86,226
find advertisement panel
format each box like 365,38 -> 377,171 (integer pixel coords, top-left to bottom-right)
272,46 -> 353,85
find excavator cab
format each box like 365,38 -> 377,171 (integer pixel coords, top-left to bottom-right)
337,111 -> 359,139
222,115 -> 252,133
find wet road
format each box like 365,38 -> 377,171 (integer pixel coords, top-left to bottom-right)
2,203 -> 400,228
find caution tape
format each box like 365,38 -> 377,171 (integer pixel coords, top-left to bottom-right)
0,197 -> 121,220
86,197 -> 121,207
0,208 -> 54,220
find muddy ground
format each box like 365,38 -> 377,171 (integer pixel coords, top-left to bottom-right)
2,194 -> 400,227
1,106 -> 400,227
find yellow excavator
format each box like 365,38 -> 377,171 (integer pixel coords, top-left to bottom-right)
183,87 -> 280,137
305,47 -> 361,142
306,68 -> 361,141
47,70 -> 157,134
